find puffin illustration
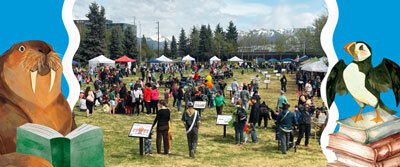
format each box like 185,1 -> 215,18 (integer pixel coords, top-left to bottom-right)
326,41 -> 400,123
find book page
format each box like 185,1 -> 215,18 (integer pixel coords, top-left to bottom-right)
19,123 -> 63,139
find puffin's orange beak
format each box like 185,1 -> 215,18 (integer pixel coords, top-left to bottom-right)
344,42 -> 357,57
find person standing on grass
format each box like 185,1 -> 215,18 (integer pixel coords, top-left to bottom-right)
84,86 -> 94,117
296,103 -> 314,148
184,88 -> 191,113
232,100 -> 246,146
280,75 -> 287,92
132,86 -> 142,116
240,86 -> 250,112
248,96 -> 260,143
143,83 -> 152,115
213,91 -> 226,115
152,100 -> 170,154
151,85 -> 160,114
182,102 -> 201,158
171,81 -> 178,107
277,91 -> 289,111
177,86 -> 184,113
277,103 -> 297,154
109,89 -> 116,115
231,78 -> 239,95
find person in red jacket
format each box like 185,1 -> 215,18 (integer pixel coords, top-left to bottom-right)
151,85 -> 160,114
143,83 -> 152,115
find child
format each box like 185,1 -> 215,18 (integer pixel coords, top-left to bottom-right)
145,130 -> 154,156
109,90 -> 116,114
168,121 -> 172,153
164,88 -> 169,103
244,124 -> 252,143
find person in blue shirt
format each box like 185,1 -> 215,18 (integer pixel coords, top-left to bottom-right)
276,103 -> 297,154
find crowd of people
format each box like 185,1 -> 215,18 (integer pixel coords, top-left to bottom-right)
76,60 -> 328,157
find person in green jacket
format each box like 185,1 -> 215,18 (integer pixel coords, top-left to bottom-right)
213,91 -> 226,115
276,91 -> 289,111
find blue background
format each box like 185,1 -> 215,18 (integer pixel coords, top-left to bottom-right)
333,1 -> 400,132
0,0 -> 70,98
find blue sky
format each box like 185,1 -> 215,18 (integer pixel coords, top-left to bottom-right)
73,0 -> 326,40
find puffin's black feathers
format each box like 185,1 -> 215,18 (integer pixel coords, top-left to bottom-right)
367,58 -> 400,106
326,60 -> 348,108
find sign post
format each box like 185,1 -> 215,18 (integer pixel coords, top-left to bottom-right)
128,122 -> 153,155
227,86 -> 233,99
276,73 -> 281,80
264,80 -> 271,89
216,115 -> 232,137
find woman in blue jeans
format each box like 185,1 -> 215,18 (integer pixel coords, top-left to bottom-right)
232,100 -> 246,146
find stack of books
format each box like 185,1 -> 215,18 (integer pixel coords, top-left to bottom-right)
326,111 -> 400,167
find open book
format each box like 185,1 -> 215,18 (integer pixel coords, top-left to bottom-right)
16,123 -> 104,167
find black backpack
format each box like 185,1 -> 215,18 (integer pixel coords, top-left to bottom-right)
237,107 -> 247,122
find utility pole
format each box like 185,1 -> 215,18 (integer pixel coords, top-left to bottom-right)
139,21 -> 142,63
156,21 -> 160,57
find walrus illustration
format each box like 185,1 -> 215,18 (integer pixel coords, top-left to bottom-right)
0,40 -> 76,154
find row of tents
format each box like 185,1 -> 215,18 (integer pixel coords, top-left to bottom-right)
82,54 -> 327,73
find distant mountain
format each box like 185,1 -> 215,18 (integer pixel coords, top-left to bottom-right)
238,27 -> 312,42
138,36 -> 171,50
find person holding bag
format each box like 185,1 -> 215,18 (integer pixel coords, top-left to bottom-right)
181,102 -> 201,158
152,100 -> 170,154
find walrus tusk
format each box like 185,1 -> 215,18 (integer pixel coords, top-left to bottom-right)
30,71 -> 37,94
49,69 -> 55,92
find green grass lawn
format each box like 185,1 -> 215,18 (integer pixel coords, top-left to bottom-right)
75,69 -> 327,167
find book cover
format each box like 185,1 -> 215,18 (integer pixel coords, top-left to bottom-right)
337,111 -> 400,144
16,123 -> 104,167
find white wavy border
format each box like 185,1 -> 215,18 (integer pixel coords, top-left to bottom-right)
62,0 -> 81,112
320,0 -> 339,163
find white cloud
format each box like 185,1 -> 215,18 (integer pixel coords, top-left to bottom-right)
72,0 -> 323,39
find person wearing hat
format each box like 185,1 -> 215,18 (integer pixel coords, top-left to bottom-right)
248,96 -> 260,143
181,102 -> 201,158
277,103 -> 297,154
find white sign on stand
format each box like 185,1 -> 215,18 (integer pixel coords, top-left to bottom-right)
282,69 -> 286,72
276,73 -> 281,77
216,115 -> 232,125
273,70 -> 278,73
264,80 -> 271,84
129,123 -> 153,138
266,75 -> 271,78
194,101 -> 207,109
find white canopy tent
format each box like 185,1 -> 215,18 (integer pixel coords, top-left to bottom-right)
156,55 -> 174,63
88,55 -> 115,69
182,55 -> 195,62
210,56 -> 221,64
301,57 -> 328,72
228,56 -> 244,62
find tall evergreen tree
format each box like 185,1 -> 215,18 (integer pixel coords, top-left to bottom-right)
170,36 -> 178,58
109,26 -> 124,60
199,25 -> 212,61
225,21 -> 238,53
163,40 -> 170,57
124,26 -> 138,59
214,24 -> 225,58
189,26 -> 200,60
178,29 -> 188,57
79,2 -> 107,61
139,35 -> 155,61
